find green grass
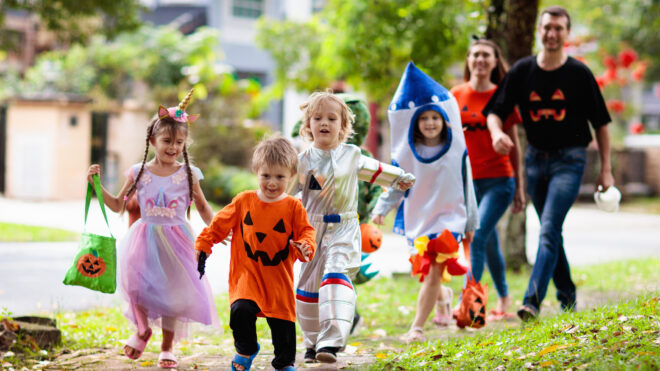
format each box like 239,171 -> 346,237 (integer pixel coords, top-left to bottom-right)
0,222 -> 79,242
2,258 -> 658,369
369,295 -> 659,370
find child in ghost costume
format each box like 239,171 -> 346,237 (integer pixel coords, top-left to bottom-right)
371,62 -> 479,341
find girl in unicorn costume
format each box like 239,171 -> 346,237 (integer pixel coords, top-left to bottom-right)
371,62 -> 479,341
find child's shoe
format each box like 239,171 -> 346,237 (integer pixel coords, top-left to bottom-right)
304,348 -> 316,363
517,304 -> 538,322
432,286 -> 453,327
315,346 -> 339,363
231,343 -> 260,371
404,326 -> 426,344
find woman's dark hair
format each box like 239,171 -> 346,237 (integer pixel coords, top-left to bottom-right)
463,39 -> 509,85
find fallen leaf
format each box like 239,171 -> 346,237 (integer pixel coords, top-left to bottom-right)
562,325 -> 579,334
636,351 -> 655,356
478,342 -> 494,347
349,342 -> 362,347
375,353 -> 388,359
617,315 -> 628,322
538,345 -> 560,356
140,361 -> 154,366
540,360 -> 556,367
105,327 -> 117,332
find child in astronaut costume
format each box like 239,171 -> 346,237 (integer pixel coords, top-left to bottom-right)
292,91 -> 415,363
371,62 -> 479,341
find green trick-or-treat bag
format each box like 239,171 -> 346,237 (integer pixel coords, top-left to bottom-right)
63,174 -> 117,294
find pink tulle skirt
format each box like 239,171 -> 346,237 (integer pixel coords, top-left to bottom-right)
119,221 -> 219,341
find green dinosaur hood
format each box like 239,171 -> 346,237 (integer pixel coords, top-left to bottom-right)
290,93 -> 371,146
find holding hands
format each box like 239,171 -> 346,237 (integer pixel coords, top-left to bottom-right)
290,240 -> 313,262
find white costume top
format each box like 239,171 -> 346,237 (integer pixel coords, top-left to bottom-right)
373,62 -> 478,245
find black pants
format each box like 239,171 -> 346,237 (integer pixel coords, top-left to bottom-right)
230,299 -> 296,369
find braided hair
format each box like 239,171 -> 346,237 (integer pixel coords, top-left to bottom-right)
121,115 -> 194,219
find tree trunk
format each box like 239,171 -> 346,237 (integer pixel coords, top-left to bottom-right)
486,0 -> 539,271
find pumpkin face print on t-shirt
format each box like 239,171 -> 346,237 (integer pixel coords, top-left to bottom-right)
528,89 -> 566,123
239,210 -> 294,266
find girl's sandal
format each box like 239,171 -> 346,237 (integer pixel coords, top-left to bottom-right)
123,328 -> 152,360
231,343 -> 260,371
432,286 -> 453,327
158,351 -> 178,369
405,326 -> 426,344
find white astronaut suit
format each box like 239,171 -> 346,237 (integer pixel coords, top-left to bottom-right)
293,143 -> 414,350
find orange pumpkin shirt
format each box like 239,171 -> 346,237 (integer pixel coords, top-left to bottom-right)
195,191 -> 316,322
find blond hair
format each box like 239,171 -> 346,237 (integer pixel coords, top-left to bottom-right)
299,90 -> 354,144
251,136 -> 298,176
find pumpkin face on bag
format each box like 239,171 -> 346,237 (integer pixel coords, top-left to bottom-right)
360,224 -> 382,253
455,281 -> 488,329
76,249 -> 107,278
240,210 -> 293,266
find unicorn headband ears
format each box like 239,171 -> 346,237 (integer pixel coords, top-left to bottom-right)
157,88 -> 200,126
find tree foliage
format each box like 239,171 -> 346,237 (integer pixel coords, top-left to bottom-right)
258,0 -> 481,103
0,0 -> 142,44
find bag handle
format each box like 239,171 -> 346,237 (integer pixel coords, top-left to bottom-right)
84,174 -> 114,238
462,241 -> 476,282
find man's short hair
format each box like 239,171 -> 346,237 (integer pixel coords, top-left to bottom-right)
540,6 -> 571,30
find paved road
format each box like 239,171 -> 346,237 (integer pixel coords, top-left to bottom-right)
1,197 -> 659,315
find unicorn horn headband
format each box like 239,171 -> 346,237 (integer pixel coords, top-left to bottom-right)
158,88 -> 200,126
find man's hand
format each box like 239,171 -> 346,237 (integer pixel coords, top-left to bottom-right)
491,131 -> 514,155
595,170 -> 615,192
290,240 -> 312,262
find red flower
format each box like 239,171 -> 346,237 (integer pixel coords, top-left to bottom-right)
605,67 -> 618,82
603,55 -> 618,69
630,122 -> 645,134
607,99 -> 625,114
595,75 -> 607,88
632,64 -> 646,81
618,48 -> 638,69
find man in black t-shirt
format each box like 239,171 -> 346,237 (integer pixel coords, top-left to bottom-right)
483,6 -> 614,321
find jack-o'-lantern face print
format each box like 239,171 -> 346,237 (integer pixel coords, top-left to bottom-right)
528,89 -> 566,122
240,211 -> 293,266
76,249 -> 107,278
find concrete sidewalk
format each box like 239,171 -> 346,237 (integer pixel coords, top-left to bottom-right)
1,196 -> 660,315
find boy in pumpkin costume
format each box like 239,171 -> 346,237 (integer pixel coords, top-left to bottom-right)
195,137 -> 316,371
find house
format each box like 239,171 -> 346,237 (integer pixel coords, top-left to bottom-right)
2,92 -> 149,200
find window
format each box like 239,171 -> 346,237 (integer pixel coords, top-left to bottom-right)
232,0 -> 263,19
311,0 -> 325,13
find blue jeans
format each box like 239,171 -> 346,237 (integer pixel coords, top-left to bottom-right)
470,177 -> 515,298
523,145 -> 586,312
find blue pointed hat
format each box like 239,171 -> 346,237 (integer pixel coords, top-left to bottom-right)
389,62 -> 452,111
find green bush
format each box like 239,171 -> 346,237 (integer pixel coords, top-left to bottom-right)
201,163 -> 258,205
